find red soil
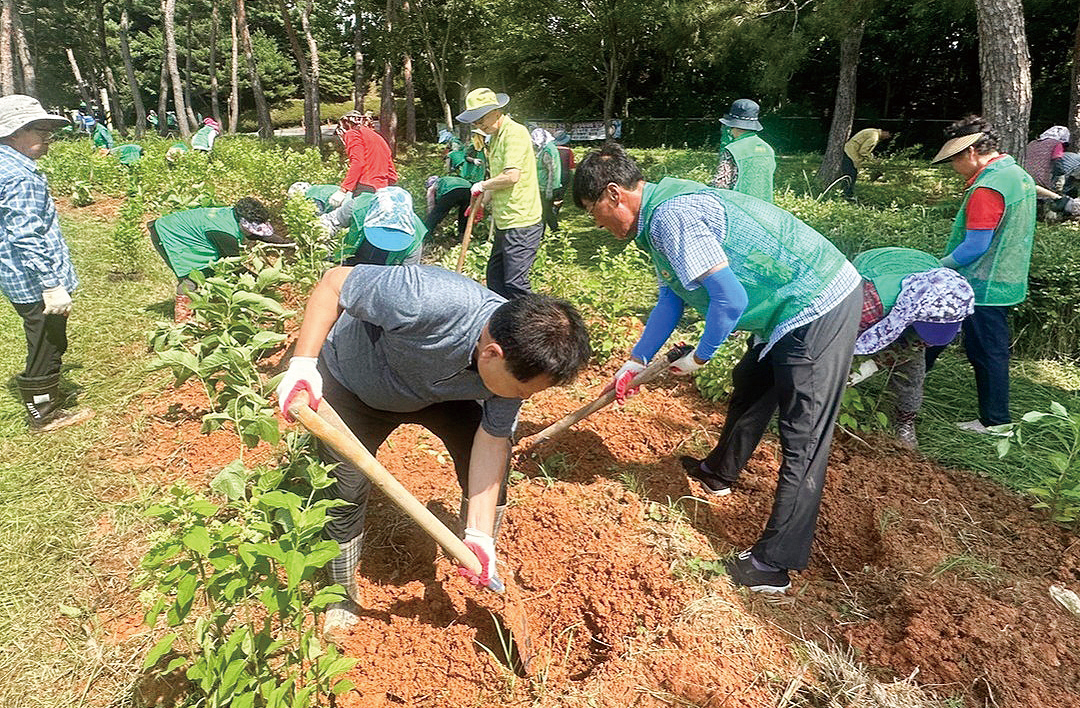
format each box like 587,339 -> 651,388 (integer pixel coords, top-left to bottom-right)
92,365 -> 1080,707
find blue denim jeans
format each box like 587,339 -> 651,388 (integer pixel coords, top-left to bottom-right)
926,304 -> 1011,426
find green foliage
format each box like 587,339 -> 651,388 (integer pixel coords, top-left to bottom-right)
279,195 -> 331,288
110,183 -> 146,275
692,336 -> 745,403
70,181 -> 95,207
995,402 -> 1080,526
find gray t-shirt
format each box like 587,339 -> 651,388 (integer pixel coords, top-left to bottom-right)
322,265 -> 522,437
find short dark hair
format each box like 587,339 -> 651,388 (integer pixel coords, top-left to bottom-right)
488,294 -> 591,385
234,197 -> 270,223
572,142 -> 644,209
944,115 -> 1000,155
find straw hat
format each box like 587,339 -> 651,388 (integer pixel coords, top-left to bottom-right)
455,88 -> 510,124
931,132 -> 984,163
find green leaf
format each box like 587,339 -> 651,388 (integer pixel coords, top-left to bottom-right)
284,550 -> 306,591
210,461 -> 249,501
304,540 -> 342,570
292,684 -> 316,708
1048,452 -> 1071,474
1022,411 -> 1051,423
1050,401 -> 1068,417
163,656 -> 188,673
142,634 -> 177,669
231,693 -> 255,708
259,490 -> 301,513
181,526 -> 211,556
172,572 -> 197,625
995,437 -> 1012,459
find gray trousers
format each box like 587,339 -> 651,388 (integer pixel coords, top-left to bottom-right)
702,286 -> 862,570
486,221 -> 544,299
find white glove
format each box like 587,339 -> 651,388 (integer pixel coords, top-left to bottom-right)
669,350 -> 704,376
612,358 -> 647,404
276,356 -> 322,421
470,181 -> 486,197
328,188 -> 350,208
458,527 -> 503,593
42,286 -> 72,316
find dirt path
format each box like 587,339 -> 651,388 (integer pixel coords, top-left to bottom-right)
86,363 -> 1080,707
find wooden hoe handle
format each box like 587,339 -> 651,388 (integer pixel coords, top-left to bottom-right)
288,391 -> 482,575
455,194 -> 483,273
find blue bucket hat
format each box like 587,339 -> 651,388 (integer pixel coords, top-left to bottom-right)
720,99 -> 763,132
363,187 -> 417,252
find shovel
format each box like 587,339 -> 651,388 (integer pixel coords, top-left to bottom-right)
517,343 -> 693,452
286,391 -> 536,674
455,194 -> 483,273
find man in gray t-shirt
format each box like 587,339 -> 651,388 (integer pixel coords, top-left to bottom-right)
277,264 -> 590,639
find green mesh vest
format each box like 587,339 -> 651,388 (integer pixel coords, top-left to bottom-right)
191,125 -> 216,151
153,207 -> 242,278
852,247 -> 941,309
944,156 -> 1035,306
725,133 -> 776,203
304,184 -> 340,207
330,193 -> 427,265
634,178 -> 848,339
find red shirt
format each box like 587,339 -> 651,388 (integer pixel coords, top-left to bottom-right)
341,126 -> 398,191
964,155 -> 1006,230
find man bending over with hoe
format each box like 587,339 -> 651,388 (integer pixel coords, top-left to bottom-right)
276,265 -> 591,639
574,143 -> 862,594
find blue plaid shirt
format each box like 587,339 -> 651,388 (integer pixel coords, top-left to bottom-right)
641,192 -> 860,355
0,145 -> 78,303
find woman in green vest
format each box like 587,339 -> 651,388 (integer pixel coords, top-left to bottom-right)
147,197 -> 292,321
574,143 -> 862,595
711,99 -> 776,203
926,116 -> 1036,433
191,118 -> 221,153
327,186 -> 426,267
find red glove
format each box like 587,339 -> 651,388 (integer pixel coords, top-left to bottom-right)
611,359 -> 646,404
457,528 -> 503,593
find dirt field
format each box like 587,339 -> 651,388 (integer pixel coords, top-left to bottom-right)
87,357 -> 1080,707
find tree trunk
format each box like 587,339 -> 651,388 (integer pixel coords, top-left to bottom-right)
413,0 -> 452,130
380,0 -> 396,153
228,6 -> 239,132
1069,4 -> 1080,143
602,53 -> 618,138
11,7 -> 34,97
402,53 -> 416,143
157,61 -> 168,135
1,1 -> 15,96
209,0 -> 222,127
163,0 -> 192,136
66,48 -> 94,105
301,0 -> 321,145
817,17 -> 866,187
352,0 -> 365,110
95,0 -> 125,131
236,0 -> 273,138
119,0 -> 146,136
278,0 -> 315,141
974,0 -> 1031,158
182,8 -> 198,127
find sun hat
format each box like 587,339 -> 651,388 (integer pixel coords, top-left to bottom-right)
1038,126 -> 1070,144
931,131 -> 984,163
363,186 -> 417,252
203,117 -> 222,131
287,181 -> 311,197
437,128 -> 455,144
455,88 -> 510,124
854,268 -> 974,355
0,95 -> 70,139
554,130 -> 571,146
719,99 -> 763,132
530,127 -> 554,149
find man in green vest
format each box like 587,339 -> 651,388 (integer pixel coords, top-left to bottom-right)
926,115 -> 1036,433
574,143 -> 862,594
711,99 -> 776,203
148,197 -> 293,321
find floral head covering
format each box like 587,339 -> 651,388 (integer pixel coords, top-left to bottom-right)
854,268 -> 974,355
1038,126 -> 1070,144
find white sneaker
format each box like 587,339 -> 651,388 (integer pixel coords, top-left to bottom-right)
955,419 -> 1011,436
321,603 -> 359,644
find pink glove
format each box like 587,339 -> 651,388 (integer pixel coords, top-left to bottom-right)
458,528 -> 504,593
611,359 -> 646,404
275,356 -> 322,422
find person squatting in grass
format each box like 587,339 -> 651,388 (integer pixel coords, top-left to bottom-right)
275,265 -> 591,641
711,98 -> 776,203
147,197 -> 294,322
927,115 -> 1036,434
326,111 -> 399,211
456,88 -> 545,299
849,247 -> 975,450
841,127 -> 891,201
0,95 -> 94,433
574,142 -> 863,595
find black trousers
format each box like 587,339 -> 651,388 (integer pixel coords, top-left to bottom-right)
424,187 -> 471,239
486,221 -> 544,300
840,154 -> 857,198
316,360 -> 507,544
926,304 -> 1011,426
12,300 -> 68,379
702,286 -> 862,570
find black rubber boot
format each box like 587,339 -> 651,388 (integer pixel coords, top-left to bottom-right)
16,373 -> 93,433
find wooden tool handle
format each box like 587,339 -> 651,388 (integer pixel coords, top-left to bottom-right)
288,391 -> 482,575
455,193 -> 482,273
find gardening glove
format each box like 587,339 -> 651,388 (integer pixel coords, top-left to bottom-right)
276,356 -> 322,422
470,181 -> 486,198
458,527 -> 504,593
669,350 -> 704,376
328,188 -> 350,208
610,359 -> 646,405
42,286 -> 72,316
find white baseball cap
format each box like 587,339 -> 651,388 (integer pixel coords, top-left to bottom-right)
0,95 -> 69,139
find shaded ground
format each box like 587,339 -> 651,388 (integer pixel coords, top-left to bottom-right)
85,362 -> 1080,707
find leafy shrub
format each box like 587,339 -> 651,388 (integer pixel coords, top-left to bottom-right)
995,402 -> 1080,526
692,335 -> 747,403
110,184 -> 145,274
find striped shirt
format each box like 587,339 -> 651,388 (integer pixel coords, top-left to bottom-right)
641,192 -> 860,355
0,145 -> 78,304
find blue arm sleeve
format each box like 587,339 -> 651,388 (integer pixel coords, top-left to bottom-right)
695,267 -> 748,360
946,228 -> 994,267
631,286 -> 684,362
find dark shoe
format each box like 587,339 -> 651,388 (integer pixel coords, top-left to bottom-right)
679,455 -> 732,497
29,407 -> 94,433
17,373 -> 94,433
725,550 -> 791,594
